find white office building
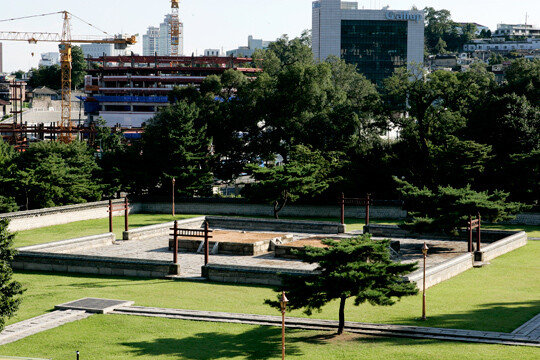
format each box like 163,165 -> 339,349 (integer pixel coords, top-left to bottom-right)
81,41 -> 132,59
312,0 -> 424,84
143,27 -> 159,56
39,52 -> 60,67
226,35 -> 271,57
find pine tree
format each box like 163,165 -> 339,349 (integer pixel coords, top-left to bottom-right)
265,235 -> 418,335
0,219 -> 24,331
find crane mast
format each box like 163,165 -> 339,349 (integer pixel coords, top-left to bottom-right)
59,11 -> 72,142
0,11 -> 136,142
170,0 -> 180,56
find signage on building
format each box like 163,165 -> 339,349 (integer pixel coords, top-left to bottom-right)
385,11 -> 422,22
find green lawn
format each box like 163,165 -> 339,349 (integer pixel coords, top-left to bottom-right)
13,214 -> 202,248
1,315 -> 539,360
2,234 -> 540,358
13,213 -> 540,248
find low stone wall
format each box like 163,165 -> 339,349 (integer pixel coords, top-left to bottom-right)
1,199 -> 139,232
122,217 -> 205,241
140,201 -> 407,220
506,212 -> 540,226
13,252 -> 179,278
171,235 -> 291,256
365,224 -> 516,242
206,216 -> 345,234
406,231 -> 527,290
203,264 -> 316,286
479,231 -> 528,262
17,233 -> 116,253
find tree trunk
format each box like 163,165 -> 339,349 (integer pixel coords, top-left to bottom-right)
337,295 -> 346,335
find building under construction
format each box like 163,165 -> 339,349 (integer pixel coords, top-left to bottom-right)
83,54 -> 261,127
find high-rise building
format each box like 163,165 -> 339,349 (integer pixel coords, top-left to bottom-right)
142,14 -> 184,56
0,43 -> 3,73
143,27 -> 159,56
312,0 -> 424,84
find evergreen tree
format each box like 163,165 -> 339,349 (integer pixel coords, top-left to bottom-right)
0,219 -> 24,332
265,235 -> 418,335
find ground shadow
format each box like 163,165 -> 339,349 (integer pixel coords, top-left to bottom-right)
122,325 -> 301,360
388,299 -> 540,333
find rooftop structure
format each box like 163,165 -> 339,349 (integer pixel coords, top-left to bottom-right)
83,55 -> 260,127
312,0 -> 424,84
493,23 -> 540,38
464,37 -> 540,53
226,35 -> 272,57
39,52 -> 60,67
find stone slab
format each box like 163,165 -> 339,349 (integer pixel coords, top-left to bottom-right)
55,298 -> 134,314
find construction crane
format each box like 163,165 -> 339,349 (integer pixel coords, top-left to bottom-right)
170,0 -> 181,56
0,11 -> 136,142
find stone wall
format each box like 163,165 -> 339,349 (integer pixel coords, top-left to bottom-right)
206,216 -> 345,234
203,264 -> 315,286
122,217 -> 205,241
1,199 -> 138,232
140,201 -> 407,220
13,252 -> 178,278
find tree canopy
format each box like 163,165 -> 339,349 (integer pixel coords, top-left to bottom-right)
266,235 -> 418,335
0,219 -> 24,332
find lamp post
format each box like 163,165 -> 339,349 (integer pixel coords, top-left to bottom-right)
421,242 -> 429,321
280,291 -> 289,360
172,177 -> 176,217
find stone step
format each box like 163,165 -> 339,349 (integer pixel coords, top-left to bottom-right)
0,310 -> 92,345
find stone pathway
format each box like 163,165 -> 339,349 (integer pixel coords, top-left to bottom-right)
2,298 -> 540,347
110,305 -> 540,347
0,310 -> 92,345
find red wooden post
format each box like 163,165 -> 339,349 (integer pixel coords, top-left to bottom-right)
124,197 -> 129,232
204,221 -> 210,266
108,199 -> 113,233
468,215 -> 473,253
365,193 -> 371,226
476,213 -> 481,251
173,220 -> 178,264
340,193 -> 345,225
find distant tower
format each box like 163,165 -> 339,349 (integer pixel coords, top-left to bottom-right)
170,0 -> 181,56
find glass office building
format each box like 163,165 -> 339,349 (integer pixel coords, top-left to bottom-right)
313,0 -> 424,84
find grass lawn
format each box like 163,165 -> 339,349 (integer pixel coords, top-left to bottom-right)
2,240 -> 539,359
13,212 -> 540,248
13,214 -> 202,248
1,315 -> 539,360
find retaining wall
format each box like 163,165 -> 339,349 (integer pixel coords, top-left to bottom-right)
18,233 -> 116,254
206,216 -> 345,234
1,199 -> 139,232
122,217 -> 205,241
13,252 -> 179,278
140,202 -> 407,220
203,264 -> 316,286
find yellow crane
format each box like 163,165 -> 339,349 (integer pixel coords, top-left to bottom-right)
170,0 -> 180,56
0,11 -> 136,141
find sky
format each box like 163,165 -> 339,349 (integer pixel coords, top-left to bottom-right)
0,0 -> 538,73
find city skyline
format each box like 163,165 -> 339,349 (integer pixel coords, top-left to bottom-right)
0,0 -> 538,73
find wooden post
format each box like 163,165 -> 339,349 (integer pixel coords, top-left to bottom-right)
204,221 -> 209,266
340,193 -> 345,225
365,193 -> 371,226
173,220 -> 178,264
468,215 -> 473,253
108,199 -> 113,233
124,197 -> 129,232
476,213 -> 481,251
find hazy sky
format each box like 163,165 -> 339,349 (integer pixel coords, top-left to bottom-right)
1,0 -> 538,73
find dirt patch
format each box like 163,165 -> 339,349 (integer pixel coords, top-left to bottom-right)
180,230 -> 285,244
281,236 -> 342,248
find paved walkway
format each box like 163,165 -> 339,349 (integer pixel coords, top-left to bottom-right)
0,310 -> 92,345
2,299 -> 540,347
